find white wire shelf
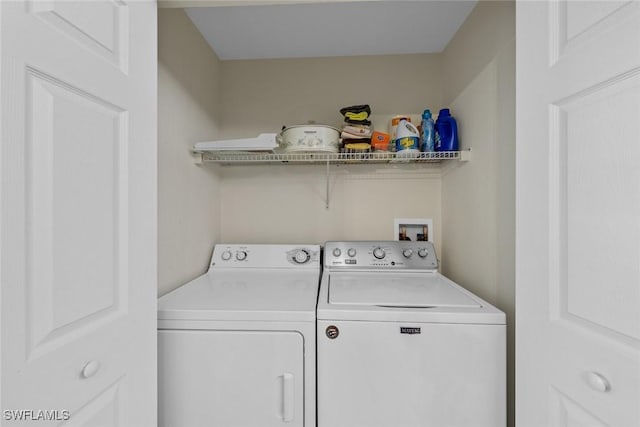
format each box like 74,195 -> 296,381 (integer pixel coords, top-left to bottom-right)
195,150 -> 468,165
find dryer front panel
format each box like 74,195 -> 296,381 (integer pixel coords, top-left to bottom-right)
159,329 -> 304,427
317,320 -> 505,427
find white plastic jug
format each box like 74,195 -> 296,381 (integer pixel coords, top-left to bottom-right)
395,119 -> 420,157
395,119 -> 419,139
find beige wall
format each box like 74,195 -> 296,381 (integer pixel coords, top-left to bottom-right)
442,0 -> 516,106
158,9 -> 223,295
441,62 -> 499,300
441,1 -> 516,426
219,54 -> 443,138
159,0 -> 377,7
220,165 -> 442,248
217,54 -> 444,246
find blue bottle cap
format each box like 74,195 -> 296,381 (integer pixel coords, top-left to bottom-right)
422,109 -> 432,118
439,108 -> 451,116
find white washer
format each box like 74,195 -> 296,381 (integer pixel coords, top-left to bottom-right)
158,244 -> 321,427
317,241 -> 506,427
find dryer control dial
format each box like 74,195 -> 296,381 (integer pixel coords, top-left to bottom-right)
402,249 -> 413,258
332,248 -> 342,257
373,247 -> 386,259
418,248 -> 429,258
347,248 -> 357,257
221,250 -> 232,261
235,250 -> 247,261
294,249 -> 311,264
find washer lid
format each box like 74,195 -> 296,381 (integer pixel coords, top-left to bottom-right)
328,272 -> 481,308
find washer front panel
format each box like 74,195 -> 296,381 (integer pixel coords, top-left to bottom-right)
317,319 -> 506,427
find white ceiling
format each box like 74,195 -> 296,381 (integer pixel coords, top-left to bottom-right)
185,1 -> 477,60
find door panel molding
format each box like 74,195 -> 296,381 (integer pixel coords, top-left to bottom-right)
60,376 -> 127,427
24,66 -> 129,361
549,0 -> 636,66
548,72 -> 640,345
549,387 -> 609,427
28,0 -> 130,72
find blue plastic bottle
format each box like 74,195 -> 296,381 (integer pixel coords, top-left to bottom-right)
435,108 -> 459,152
420,109 -> 435,152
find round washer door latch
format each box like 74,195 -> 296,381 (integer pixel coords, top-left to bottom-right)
326,325 -> 339,339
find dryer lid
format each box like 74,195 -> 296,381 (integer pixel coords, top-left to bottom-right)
328,272 -> 481,308
158,269 -> 320,322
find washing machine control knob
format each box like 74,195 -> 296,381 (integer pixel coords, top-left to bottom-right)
418,248 -> 428,258
373,247 -> 386,259
332,248 -> 342,257
221,250 -> 232,261
402,249 -> 413,258
347,248 -> 357,257
294,249 -> 310,264
235,250 -> 247,261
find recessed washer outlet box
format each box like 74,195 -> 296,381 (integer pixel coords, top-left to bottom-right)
394,218 -> 434,243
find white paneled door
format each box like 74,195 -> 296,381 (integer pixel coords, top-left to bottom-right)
1,1 -> 157,425
516,1 -> 640,426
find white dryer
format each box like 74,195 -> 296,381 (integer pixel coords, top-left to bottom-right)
158,244 -> 321,427
317,241 -> 506,427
